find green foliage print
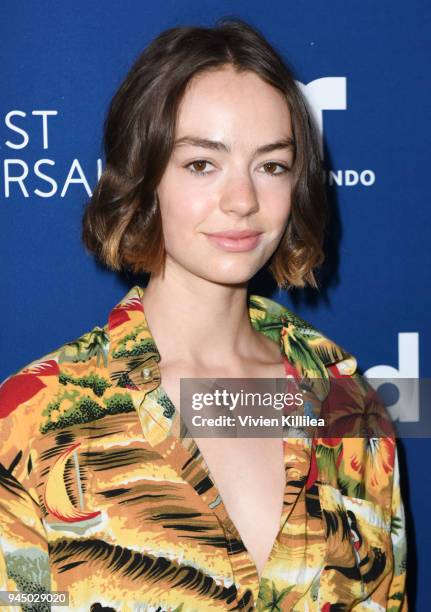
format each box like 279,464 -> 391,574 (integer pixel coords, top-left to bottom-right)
57,326 -> 109,367
59,372 -> 111,397
112,323 -> 159,359
40,389 -> 135,433
257,578 -> 294,611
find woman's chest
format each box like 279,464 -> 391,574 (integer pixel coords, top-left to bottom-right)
193,435 -> 286,578
158,361 -> 288,577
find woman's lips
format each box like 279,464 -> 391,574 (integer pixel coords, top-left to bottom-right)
204,231 -> 263,252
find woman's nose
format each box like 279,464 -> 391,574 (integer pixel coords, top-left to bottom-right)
218,172 -> 259,216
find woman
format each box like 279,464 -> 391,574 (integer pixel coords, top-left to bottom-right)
0,18 -> 407,611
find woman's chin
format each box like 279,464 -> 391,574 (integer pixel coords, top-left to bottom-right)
165,254 -> 265,286
197,267 -> 259,286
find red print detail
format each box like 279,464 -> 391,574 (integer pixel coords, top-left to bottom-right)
350,454 -> 364,475
24,359 -> 60,377
336,445 -> 344,468
305,443 -> 318,490
282,356 -> 300,378
382,437 -> 395,474
0,359 -> 59,419
328,362 -> 350,378
108,298 -> 144,330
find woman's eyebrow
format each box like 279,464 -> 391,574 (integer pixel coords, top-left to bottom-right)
173,136 -> 295,154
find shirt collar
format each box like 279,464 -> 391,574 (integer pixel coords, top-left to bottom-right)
106,284 -> 357,400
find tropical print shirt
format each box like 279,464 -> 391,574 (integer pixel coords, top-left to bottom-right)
0,285 -> 407,611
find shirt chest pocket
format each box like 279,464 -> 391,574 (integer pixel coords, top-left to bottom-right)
318,484 -> 394,605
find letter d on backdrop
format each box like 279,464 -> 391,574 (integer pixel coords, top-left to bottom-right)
365,333 -> 420,423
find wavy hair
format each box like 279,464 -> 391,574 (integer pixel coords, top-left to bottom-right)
82,17 -> 328,289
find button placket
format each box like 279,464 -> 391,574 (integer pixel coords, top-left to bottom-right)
168,438 -> 251,607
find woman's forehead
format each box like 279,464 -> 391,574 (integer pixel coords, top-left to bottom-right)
175,68 -> 292,145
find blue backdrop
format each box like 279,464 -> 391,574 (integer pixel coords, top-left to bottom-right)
2,2 -> 429,608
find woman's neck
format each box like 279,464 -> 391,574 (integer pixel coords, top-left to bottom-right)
141,263 -> 260,370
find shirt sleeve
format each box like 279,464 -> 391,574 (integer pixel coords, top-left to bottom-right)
386,443 -> 408,610
0,410 -> 51,601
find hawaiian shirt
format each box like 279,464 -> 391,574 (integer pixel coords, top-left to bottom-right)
0,285 -> 408,611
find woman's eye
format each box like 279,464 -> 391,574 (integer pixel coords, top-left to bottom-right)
184,160 -> 290,177
185,160 -> 213,176
261,162 -> 290,176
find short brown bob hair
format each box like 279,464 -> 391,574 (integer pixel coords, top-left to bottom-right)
82,17 -> 328,289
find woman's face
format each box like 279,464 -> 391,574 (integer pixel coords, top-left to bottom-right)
156,65 -> 294,285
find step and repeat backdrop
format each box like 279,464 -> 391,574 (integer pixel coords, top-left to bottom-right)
1,2 -> 429,608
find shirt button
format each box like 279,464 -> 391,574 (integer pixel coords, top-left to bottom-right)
142,368 -> 152,380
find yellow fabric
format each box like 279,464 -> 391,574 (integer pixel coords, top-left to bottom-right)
0,285 -> 408,610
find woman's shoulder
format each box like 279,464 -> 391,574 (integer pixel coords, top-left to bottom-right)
0,322 -> 111,437
249,293 -> 358,378
251,296 -> 402,526
252,296 -> 402,512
